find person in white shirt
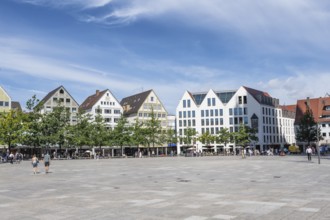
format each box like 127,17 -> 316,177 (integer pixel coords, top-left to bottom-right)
306,146 -> 312,161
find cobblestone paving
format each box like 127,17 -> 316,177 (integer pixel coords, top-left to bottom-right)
1,155 -> 330,220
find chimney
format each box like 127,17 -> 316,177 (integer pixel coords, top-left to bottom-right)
96,90 -> 100,96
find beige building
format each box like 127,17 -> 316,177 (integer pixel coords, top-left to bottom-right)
120,89 -> 169,128
0,86 -> 11,112
0,85 -> 22,113
37,86 -> 79,124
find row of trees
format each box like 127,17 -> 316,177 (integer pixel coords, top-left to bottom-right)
0,95 -> 177,156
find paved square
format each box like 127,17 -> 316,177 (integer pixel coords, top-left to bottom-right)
1,156 -> 330,220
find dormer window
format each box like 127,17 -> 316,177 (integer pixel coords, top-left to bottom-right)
59,89 -> 64,94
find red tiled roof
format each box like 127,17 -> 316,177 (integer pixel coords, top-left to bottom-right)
280,105 -> 296,113
295,97 -> 330,124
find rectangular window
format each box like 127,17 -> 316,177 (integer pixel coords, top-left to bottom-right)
183,120 -> 187,126
138,113 -> 142,117
201,119 -> 205,126
322,133 -> 326,137
72,108 -> 77,113
229,108 -> 233,116
201,128 -> 205,134
183,100 -> 186,108
179,120 -> 182,127
201,110 -> 204,117
243,96 -> 247,104
230,118 -> 233,125
0,101 -> 3,106
215,118 -> 219,125
214,109 -> 218,116
243,117 -> 248,124
104,118 -> 111,123
262,107 -> 265,115
187,100 -> 191,108
216,127 -> 219,134
211,127 -> 214,134
212,98 -> 216,106
322,124 -> 326,127
210,110 -> 214,117
211,118 -> 214,126
238,96 -> 242,104
114,110 -> 121,114
188,111 -> 191,118
104,109 -> 111,114
188,120 -> 191,127
238,108 -> 243,115
183,111 -> 187,118
244,107 -> 248,115
192,111 -> 195,118
230,127 -> 233,133
151,96 -> 154,102
220,118 -> 223,125
207,98 -> 211,106
66,98 -> 70,103
205,110 -> 209,117
234,117 -> 238,125
220,109 -> 223,116
179,111 -> 182,118
192,119 -> 196,126
206,119 -> 209,126
53,98 -> 58,102
234,108 -> 238,116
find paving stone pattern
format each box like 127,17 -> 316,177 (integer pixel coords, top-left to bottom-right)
1,156 -> 330,220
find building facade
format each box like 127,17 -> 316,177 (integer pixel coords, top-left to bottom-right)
294,96 -> 330,147
176,86 -> 295,154
79,89 -> 123,129
0,86 -> 11,112
37,86 -> 79,125
120,89 -> 169,128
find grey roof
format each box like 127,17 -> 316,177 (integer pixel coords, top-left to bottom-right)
80,89 -> 108,111
11,101 -> 22,111
120,90 -> 152,116
37,86 -> 79,108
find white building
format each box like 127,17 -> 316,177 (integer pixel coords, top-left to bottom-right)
79,89 -> 123,129
176,86 -> 295,154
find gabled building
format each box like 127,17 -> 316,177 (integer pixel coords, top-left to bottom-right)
0,86 -> 12,112
294,96 -> 330,146
80,89 -> 123,129
176,86 -> 295,154
120,89 -> 168,128
37,86 -> 79,125
0,86 -> 22,112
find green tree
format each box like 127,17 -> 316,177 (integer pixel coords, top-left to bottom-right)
198,131 -> 215,147
130,119 -> 147,155
233,124 -> 258,158
144,108 -> 162,154
180,127 -> 197,147
71,111 -> 93,148
39,105 -> 71,153
90,112 -> 109,156
296,108 -> 322,145
216,128 -> 232,154
0,110 -> 24,151
111,115 -> 131,156
22,95 -> 43,151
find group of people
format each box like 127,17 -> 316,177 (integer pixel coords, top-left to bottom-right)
31,152 -> 51,174
1,151 -> 23,164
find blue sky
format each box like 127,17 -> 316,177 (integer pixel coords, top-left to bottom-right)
1,0 -> 330,114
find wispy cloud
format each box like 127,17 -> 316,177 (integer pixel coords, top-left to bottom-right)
259,70 -> 330,105
0,37 -> 141,91
18,0 -> 113,9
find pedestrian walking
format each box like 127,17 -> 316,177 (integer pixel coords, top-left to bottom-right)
31,154 -> 39,174
43,152 -> 51,174
306,146 -> 312,161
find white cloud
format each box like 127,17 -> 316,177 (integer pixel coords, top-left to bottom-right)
19,0 -> 113,9
259,71 -> 330,105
